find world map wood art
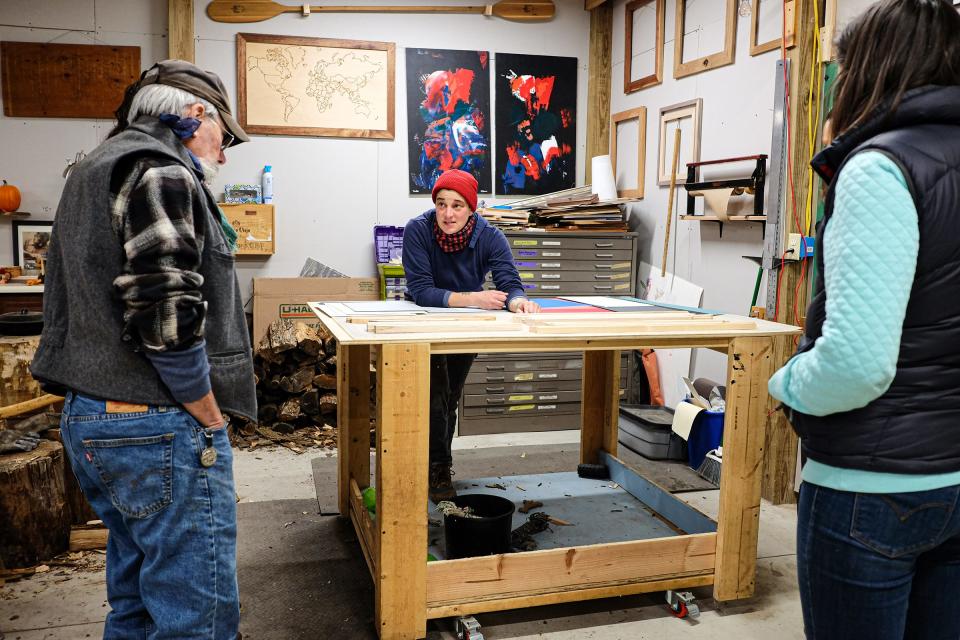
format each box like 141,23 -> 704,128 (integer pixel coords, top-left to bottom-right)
237,33 -> 395,139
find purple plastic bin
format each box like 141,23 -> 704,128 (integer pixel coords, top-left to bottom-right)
374,226 -> 404,264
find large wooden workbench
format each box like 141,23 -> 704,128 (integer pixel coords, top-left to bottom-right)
312,302 -> 800,639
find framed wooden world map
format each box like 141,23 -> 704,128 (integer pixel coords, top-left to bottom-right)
237,33 -> 395,139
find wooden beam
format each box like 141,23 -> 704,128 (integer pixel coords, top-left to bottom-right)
337,344 -> 371,515
714,336 -> 774,601
426,533 -> 716,606
764,0 -> 819,505
168,0 -> 195,62
762,335 -> 800,504
580,350 -> 620,463
375,343 -> 430,639
349,478 -> 378,579
585,0 -> 610,10
585,2 -> 613,183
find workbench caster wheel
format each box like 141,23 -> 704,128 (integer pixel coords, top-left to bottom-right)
665,590 -> 700,619
456,615 -> 485,640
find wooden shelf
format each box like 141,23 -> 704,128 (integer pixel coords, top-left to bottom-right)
681,215 -> 766,222
1,211 -> 30,218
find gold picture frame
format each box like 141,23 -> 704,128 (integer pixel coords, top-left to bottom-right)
624,0 -> 665,94
674,0 -> 737,79
610,107 -> 646,199
657,98 -> 702,187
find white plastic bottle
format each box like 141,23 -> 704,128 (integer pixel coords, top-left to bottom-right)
262,165 -> 273,204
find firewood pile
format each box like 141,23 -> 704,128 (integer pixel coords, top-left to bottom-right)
230,318 -> 374,453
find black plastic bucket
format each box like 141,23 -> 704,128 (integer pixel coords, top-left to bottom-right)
443,493 -> 516,559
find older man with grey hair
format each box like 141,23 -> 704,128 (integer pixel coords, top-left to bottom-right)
32,60 -> 255,639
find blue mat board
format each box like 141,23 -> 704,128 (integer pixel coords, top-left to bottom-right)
601,452 -> 717,535
621,296 -> 721,315
427,471 -> 683,560
534,298 -> 593,309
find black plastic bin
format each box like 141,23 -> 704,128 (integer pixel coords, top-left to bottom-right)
618,404 -> 687,461
443,493 -> 516,559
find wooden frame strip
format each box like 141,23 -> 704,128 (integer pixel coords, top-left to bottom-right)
624,0 -> 665,93
425,533 -> 716,606
529,320 -> 756,335
610,106 -> 647,199
674,0 -> 737,79
750,0 -> 797,56
368,322 -> 524,334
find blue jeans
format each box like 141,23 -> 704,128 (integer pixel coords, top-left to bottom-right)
797,482 -> 960,639
60,392 -> 239,639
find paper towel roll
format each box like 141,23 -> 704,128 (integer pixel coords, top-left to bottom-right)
591,155 -> 617,201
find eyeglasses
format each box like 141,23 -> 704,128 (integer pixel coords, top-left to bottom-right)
210,116 -> 235,151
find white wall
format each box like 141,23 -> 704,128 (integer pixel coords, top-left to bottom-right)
0,1 -> 591,304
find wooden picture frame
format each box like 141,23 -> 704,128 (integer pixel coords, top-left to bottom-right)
610,107 -> 646,199
12,220 -> 53,272
237,33 -> 395,140
750,0 -> 797,56
657,98 -> 702,186
674,0 -> 737,79
624,0 -> 665,93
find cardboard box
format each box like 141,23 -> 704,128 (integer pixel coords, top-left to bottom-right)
252,277 -> 378,344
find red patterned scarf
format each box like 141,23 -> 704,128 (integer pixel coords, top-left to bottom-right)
433,213 -> 477,253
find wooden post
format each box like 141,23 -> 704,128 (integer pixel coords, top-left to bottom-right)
585,2 -> 613,184
0,336 -> 42,408
714,337 -> 774,601
764,0 -> 819,505
581,350 -> 620,464
168,0 -> 195,62
762,335 -> 800,504
375,343 -> 430,639
337,343 -> 371,515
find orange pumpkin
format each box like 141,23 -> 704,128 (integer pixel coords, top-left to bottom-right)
0,181 -> 21,213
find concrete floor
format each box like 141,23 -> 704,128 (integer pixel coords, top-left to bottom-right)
0,431 -> 804,639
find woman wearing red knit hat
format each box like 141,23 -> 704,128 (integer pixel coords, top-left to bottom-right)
403,168 -> 540,502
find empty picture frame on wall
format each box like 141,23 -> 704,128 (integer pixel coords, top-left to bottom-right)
674,0 -> 737,79
750,0 -> 797,56
658,98 -> 702,186
610,107 -> 646,199
624,0 -> 665,93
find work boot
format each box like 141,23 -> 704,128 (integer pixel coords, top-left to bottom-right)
429,463 -> 457,503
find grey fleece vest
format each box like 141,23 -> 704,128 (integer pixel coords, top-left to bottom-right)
31,118 -> 257,421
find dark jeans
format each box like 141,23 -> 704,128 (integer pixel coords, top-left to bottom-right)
60,392 -> 239,639
429,354 -> 475,467
797,482 -> 960,639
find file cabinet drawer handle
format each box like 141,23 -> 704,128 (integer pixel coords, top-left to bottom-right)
485,408 -> 506,414
595,242 -> 614,248
485,386 -> 505,392
595,253 -> 613,258
485,376 -> 505,382
594,285 -> 613,291
485,365 -> 505,371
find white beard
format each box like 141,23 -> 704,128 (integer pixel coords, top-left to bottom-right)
197,158 -> 220,188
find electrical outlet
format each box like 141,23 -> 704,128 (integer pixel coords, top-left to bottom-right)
786,233 -> 802,260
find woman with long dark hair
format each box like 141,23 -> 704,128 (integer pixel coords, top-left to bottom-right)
768,0 -> 960,637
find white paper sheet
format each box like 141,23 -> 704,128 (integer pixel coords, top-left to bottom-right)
671,401 -> 704,441
559,296 -> 656,309
642,272 -> 704,408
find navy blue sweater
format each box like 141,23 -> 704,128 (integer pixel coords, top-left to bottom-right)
402,210 -> 525,308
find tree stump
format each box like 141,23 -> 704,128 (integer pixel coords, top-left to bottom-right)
0,335 -> 42,407
0,440 -> 71,567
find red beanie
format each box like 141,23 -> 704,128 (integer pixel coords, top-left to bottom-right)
432,169 -> 479,212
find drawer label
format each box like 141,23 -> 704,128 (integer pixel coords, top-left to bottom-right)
513,240 -> 538,246
541,263 -> 561,268
543,252 -> 562,257
537,405 -> 557,410
542,241 -> 561,246
515,261 -> 537,268
541,285 -> 560,290
519,272 -> 534,279
510,404 -> 535,411
518,250 -> 537,257
514,373 -> 534,381
538,373 -> 559,379
508,394 -> 533,401
538,394 -> 558,401
542,274 -> 560,279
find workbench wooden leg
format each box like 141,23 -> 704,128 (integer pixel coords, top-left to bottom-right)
714,337 -> 774,601
337,343 -> 371,516
375,343 -> 430,639
762,334 -> 800,504
580,350 -> 621,464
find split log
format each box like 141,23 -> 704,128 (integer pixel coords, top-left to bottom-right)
0,440 -> 70,567
268,318 -> 298,353
69,523 -> 108,551
258,403 -> 278,424
312,374 -> 337,390
319,393 -> 337,414
0,336 -> 43,407
280,366 -> 315,394
293,322 -> 322,356
279,398 -> 301,422
301,389 -> 320,416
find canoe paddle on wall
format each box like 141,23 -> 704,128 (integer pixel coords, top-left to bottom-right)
206,0 -> 556,23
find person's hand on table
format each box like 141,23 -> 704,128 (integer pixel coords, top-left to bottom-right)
509,298 -> 541,314
470,290 -> 509,310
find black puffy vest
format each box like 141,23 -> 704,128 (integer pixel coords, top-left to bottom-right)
790,85 -> 960,474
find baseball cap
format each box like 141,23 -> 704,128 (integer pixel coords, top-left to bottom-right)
138,59 -> 249,147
